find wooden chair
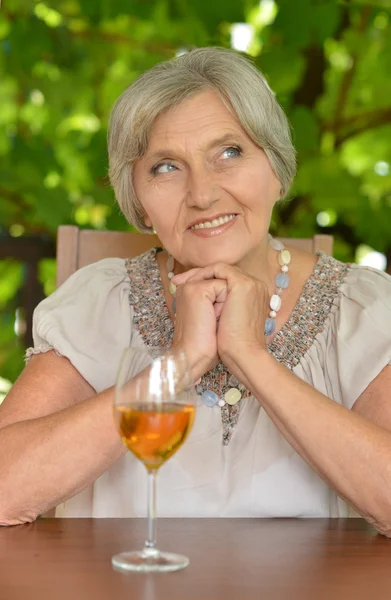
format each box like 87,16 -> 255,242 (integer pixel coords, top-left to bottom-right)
56,225 -> 333,287
56,226 -> 160,287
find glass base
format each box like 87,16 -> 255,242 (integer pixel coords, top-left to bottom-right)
112,547 -> 189,573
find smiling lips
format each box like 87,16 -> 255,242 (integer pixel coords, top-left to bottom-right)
187,213 -> 238,237
189,214 -> 236,230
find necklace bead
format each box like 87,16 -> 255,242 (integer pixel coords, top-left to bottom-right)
224,387 -> 242,405
275,273 -> 290,289
278,249 -> 291,266
270,294 -> 282,311
202,389 -> 219,408
264,317 -> 276,336
268,235 -> 284,251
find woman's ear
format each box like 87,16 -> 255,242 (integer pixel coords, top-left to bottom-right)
141,211 -> 156,233
142,211 -> 153,228
275,185 -> 284,203
272,188 -> 283,207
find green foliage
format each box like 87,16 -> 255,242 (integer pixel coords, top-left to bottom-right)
38,258 -> 57,296
1,0 -> 391,383
0,261 -> 25,383
0,261 -> 23,309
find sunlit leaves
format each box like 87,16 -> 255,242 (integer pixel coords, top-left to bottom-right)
272,0 -> 340,49
0,261 -> 24,310
1,0 -> 391,382
350,0 -> 391,8
295,155 -> 362,211
1,0 -> 390,247
34,3 -> 64,28
258,46 -> 305,99
356,197 -> 391,252
290,107 -> 319,154
38,258 -> 57,297
341,125 -> 391,200
175,0 -> 250,36
0,376 -> 12,405
0,16 -> 11,40
4,0 -> 36,12
31,188 -> 73,230
0,259 -> 25,384
0,78 -> 18,126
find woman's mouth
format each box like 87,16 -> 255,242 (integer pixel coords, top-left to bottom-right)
187,214 -> 238,237
189,213 -> 237,230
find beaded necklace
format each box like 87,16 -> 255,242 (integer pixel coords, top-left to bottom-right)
166,234 -> 291,409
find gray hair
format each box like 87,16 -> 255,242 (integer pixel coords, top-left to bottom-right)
108,47 -> 297,233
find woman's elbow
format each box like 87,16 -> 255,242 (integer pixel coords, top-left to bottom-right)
362,496 -> 391,538
0,494 -> 39,526
0,511 -> 38,526
372,516 -> 391,539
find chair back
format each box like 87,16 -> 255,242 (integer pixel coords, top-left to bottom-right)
56,226 -> 160,287
56,225 -> 333,287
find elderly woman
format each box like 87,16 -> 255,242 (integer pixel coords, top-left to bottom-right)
1,47 -> 391,533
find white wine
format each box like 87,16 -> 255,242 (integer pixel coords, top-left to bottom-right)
115,402 -> 195,470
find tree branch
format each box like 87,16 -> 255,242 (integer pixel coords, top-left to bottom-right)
335,107 -> 391,146
333,5 -> 373,132
291,5 -> 350,110
325,105 -> 391,129
0,188 -> 50,234
66,28 -> 174,54
292,46 -> 326,109
0,187 -> 31,211
3,9 -> 175,54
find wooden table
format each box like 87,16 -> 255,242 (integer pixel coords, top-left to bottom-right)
1,518 -> 391,600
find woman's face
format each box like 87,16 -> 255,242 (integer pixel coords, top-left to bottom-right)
133,89 -> 281,270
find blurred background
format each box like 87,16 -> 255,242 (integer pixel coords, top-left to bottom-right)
1,0 -> 391,398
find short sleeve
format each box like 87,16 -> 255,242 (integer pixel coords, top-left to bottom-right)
330,264 -> 391,409
26,258 -> 132,393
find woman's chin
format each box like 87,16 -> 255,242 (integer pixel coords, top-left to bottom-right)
185,248 -> 249,269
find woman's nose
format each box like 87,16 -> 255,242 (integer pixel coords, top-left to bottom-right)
186,170 -> 219,210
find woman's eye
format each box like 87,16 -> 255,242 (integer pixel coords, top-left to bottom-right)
221,146 -> 242,159
152,163 -> 177,175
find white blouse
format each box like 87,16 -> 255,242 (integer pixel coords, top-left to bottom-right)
27,249 -> 391,519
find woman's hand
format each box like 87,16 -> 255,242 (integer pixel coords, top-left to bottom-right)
172,264 -> 269,388
171,276 -> 228,383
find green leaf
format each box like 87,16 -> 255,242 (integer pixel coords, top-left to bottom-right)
32,188 -> 74,231
290,106 -> 319,154
0,261 -> 24,309
273,0 -> 341,50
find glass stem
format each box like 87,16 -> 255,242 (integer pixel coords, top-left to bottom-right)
145,469 -> 158,551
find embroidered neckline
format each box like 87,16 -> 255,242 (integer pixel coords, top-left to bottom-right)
125,248 -> 350,445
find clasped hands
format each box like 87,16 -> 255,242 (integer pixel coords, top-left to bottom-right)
171,263 -> 270,386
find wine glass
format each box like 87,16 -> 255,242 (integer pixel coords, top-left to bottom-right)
112,346 -> 196,573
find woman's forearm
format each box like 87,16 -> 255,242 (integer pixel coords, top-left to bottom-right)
0,388 -> 126,526
240,348 -> 391,535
